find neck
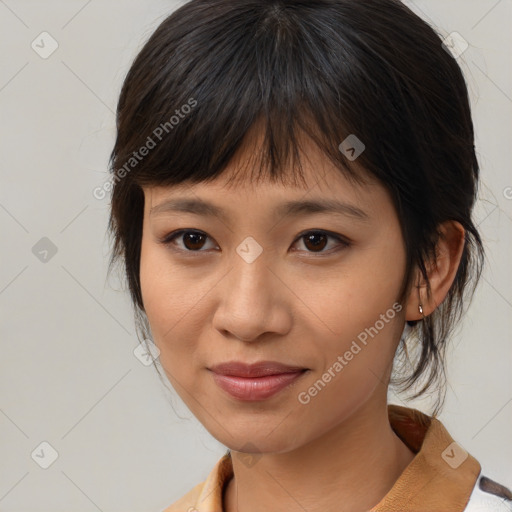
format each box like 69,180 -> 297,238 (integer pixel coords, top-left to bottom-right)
224,399 -> 415,512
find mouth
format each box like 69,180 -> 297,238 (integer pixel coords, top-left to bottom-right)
208,361 -> 309,401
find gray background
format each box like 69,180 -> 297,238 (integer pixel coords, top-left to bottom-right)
0,1 -> 511,511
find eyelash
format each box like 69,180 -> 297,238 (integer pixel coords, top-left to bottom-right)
158,229 -> 351,256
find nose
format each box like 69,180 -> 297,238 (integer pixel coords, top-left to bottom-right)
211,247 -> 292,343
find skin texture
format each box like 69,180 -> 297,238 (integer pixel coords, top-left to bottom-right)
139,132 -> 465,512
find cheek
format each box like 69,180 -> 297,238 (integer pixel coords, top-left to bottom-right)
139,240 -> 224,392
291,250 -> 404,343
139,243 -> 197,367
290,235 -> 406,391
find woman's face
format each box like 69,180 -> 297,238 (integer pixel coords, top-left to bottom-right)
139,135 -> 409,453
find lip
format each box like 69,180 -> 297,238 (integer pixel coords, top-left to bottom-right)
209,360 -> 306,377
209,361 -> 308,401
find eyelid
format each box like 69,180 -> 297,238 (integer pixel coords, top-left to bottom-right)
159,228 -> 351,255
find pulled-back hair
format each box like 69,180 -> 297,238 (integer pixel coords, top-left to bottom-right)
107,0 -> 484,414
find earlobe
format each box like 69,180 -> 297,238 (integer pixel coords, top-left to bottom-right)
405,279 -> 426,324
405,221 -> 465,322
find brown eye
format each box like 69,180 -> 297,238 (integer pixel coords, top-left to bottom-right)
303,232 -> 328,252
161,230 -> 216,252
293,230 -> 350,254
182,232 -> 207,250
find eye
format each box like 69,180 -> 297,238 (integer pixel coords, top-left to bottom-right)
292,230 -> 350,254
160,230 -> 217,252
159,229 -> 350,255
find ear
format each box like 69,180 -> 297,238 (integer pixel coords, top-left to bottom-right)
405,221 -> 466,321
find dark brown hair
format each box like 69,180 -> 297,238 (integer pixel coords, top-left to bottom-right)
107,0 -> 484,414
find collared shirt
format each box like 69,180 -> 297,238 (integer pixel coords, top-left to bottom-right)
163,405 -> 512,511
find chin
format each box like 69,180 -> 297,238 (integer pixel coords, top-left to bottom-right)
206,421 -> 308,455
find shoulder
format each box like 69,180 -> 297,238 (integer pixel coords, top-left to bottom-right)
464,471 -> 512,511
160,481 -> 204,512
160,452 -> 233,512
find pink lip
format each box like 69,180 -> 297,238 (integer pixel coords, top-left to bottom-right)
209,361 -> 308,401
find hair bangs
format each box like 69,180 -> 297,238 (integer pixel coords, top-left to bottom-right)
110,1 -> 374,193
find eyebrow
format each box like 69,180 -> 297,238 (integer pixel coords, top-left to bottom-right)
149,197 -> 370,222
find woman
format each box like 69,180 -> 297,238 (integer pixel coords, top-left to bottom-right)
107,0 -> 512,510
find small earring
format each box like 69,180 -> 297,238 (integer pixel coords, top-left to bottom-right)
418,303 -> 424,315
